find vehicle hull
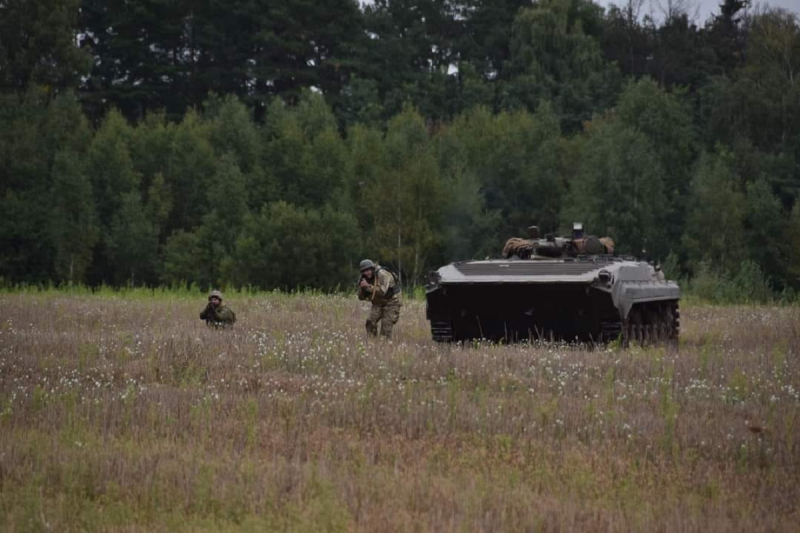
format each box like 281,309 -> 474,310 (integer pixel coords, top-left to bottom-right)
427,282 -> 621,342
425,258 -> 680,345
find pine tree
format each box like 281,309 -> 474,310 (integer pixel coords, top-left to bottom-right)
0,0 -> 90,92
505,0 -> 620,131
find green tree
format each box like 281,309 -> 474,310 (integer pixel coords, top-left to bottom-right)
505,0 -> 620,131
440,167 -> 500,261
699,10 -> 800,206
743,10 -> 800,154
146,172 -> 173,243
185,153 -> 250,287
161,230 -> 204,287
601,1 -> 652,78
563,120 -> 667,258
336,76 -> 384,129
615,78 -> 695,245
263,93 -> 349,209
445,103 -> 564,241
107,192 -> 159,286
128,112 -> 175,196
344,124 -> 386,231
161,154 -> 248,288
231,201 -> 361,290
79,0 -> 191,120
50,150 -> 98,284
705,0 -> 751,76
649,13 -> 711,90
744,178 -> 786,287
0,92 -> 90,282
164,110 -> 217,232
0,0 -> 90,92
360,0 -> 461,120
456,0 -> 530,107
207,95 -> 274,210
365,106 -> 447,284
435,113 -> 502,260
682,149 -> 746,274
87,110 -> 139,229
786,202 -> 800,289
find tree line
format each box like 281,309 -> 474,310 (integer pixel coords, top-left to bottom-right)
1,0 -> 799,299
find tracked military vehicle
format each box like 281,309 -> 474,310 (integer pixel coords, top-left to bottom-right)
425,224 -> 680,345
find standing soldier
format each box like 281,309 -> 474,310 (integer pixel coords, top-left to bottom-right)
357,259 -> 402,339
200,290 -> 236,328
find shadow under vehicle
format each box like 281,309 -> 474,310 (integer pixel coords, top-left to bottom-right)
425,224 -> 681,345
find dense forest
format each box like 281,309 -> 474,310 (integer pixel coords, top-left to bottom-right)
1,0 -> 799,299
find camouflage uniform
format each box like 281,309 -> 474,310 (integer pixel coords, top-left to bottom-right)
200,290 -> 236,328
358,267 -> 402,338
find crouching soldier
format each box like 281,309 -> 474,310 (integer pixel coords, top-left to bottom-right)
200,290 -> 236,328
357,259 -> 401,339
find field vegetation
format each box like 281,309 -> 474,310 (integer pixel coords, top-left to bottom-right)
1,292 -> 799,531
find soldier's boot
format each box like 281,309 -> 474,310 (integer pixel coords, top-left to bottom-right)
379,321 -> 393,339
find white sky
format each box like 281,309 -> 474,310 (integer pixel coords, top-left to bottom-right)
592,0 -> 800,25
360,0 -> 799,24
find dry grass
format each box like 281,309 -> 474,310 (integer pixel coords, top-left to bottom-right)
1,292 -> 799,531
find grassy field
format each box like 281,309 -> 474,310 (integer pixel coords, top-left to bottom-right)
1,292 -> 799,531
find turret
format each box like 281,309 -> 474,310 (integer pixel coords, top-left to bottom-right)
502,223 -> 615,259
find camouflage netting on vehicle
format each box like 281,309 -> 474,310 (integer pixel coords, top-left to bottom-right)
502,237 -> 536,259
502,236 -> 615,259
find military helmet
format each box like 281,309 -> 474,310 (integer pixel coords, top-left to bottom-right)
208,289 -> 223,301
359,259 -> 376,272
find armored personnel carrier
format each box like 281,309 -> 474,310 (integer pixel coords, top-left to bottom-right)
425,224 -> 680,345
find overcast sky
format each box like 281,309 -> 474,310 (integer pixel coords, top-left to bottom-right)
357,0 -> 799,26
592,0 -> 799,25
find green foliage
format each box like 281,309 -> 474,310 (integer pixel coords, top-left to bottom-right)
207,95 -> 271,211
683,149 -> 746,274
0,92 -> 91,282
506,0 -> 621,131
564,120 -> 667,257
336,77 -> 383,129
744,179 -> 786,288
264,93 -> 348,209
231,202 -> 361,291
367,107 -> 447,283
88,110 -> 139,229
165,110 -> 217,231
0,1 -> 799,301
50,150 -> 98,284
787,204 -> 800,289
444,103 -> 564,240
0,0 -> 91,91
615,79 -> 695,243
690,260 -> 774,304
162,231 -> 205,287
107,193 -> 159,286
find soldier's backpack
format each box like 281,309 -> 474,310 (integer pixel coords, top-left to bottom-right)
376,266 -> 401,298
